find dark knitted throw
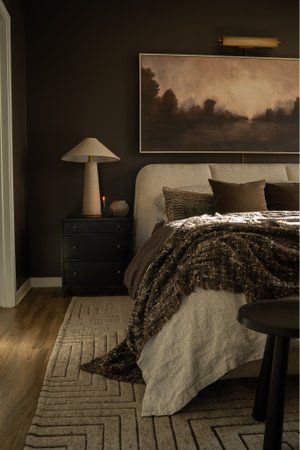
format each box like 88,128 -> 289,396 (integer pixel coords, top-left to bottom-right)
81,215 -> 299,383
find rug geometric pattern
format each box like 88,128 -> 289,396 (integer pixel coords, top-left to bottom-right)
24,297 -> 299,450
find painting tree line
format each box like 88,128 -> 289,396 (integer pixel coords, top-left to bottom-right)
141,67 -> 299,152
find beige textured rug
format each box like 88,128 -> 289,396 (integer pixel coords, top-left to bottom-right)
25,296 -> 299,450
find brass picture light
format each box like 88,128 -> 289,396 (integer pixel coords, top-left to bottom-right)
218,36 -> 281,49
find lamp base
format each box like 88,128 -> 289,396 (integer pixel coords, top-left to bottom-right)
82,161 -> 102,216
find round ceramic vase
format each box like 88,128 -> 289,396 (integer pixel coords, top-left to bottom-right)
109,200 -> 129,217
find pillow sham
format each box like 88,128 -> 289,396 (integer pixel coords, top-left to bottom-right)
265,182 -> 299,211
208,179 -> 267,213
154,185 -> 212,221
162,187 -> 216,222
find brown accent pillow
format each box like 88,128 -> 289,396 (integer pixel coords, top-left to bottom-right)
208,179 -> 267,213
265,182 -> 299,211
162,187 -> 216,222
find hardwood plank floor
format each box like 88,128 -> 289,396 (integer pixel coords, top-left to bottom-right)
0,288 -> 71,450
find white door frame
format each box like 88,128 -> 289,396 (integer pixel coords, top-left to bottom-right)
0,0 -> 16,308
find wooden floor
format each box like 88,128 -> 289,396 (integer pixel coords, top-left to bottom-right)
0,288 -> 71,450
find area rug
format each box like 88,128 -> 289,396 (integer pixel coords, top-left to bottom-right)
25,296 -> 299,450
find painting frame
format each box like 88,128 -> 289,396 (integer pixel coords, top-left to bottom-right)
139,53 -> 299,154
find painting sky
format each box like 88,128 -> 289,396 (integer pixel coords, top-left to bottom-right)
142,55 -> 299,119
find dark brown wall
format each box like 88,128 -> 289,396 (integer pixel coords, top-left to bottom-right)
3,0 -> 28,288
25,0 -> 299,277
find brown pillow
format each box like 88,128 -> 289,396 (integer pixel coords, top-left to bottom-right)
265,182 -> 299,211
162,187 -> 216,222
208,179 -> 267,213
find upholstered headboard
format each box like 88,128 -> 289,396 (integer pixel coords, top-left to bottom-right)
133,163 -> 299,251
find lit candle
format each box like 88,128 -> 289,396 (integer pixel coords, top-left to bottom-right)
101,195 -> 106,215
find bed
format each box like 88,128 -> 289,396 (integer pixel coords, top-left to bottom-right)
132,163 -> 299,416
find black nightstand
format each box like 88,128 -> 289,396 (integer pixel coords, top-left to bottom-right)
62,217 -> 132,296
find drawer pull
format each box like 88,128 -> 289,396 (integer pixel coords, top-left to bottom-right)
72,245 -> 77,250
116,224 -> 120,230
73,271 -> 78,276
72,225 -> 78,230
116,244 -> 121,249
117,270 -> 121,275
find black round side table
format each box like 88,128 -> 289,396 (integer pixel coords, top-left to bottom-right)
238,298 -> 299,450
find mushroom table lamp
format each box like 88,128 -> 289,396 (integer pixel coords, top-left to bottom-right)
61,138 -> 120,216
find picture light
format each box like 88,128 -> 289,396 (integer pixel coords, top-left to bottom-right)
218,36 -> 281,49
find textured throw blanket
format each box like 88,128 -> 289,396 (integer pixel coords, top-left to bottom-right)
81,212 -> 299,383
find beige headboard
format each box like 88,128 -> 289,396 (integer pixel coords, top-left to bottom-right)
133,163 -> 299,251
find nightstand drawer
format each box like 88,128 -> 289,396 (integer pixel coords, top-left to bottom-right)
64,219 -> 130,234
63,234 -> 130,259
64,261 -> 128,286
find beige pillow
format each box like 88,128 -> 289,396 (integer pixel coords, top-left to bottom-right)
209,179 -> 267,213
163,187 -> 216,222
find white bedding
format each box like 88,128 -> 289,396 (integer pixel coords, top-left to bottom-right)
138,288 -> 297,417
133,163 -> 299,417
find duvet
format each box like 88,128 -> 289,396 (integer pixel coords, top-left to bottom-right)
81,211 -> 299,415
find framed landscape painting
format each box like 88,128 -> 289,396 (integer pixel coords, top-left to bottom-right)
139,53 -> 299,154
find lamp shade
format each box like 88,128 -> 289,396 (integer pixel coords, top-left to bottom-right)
61,138 -> 120,163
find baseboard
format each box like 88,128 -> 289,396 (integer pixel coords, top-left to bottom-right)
31,277 -> 62,288
15,277 -> 63,305
16,279 -> 31,304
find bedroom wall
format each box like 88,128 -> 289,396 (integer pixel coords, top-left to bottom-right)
3,0 -> 28,289
25,0 -> 299,277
